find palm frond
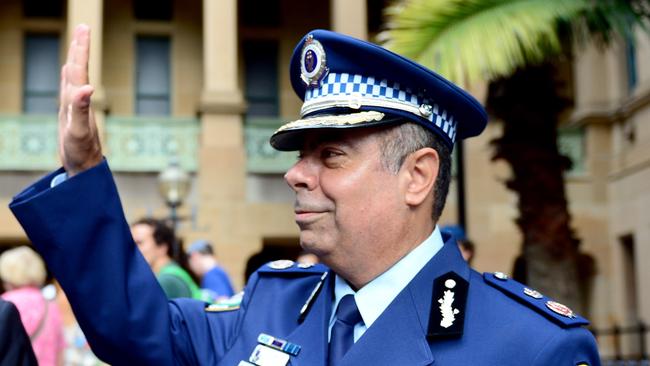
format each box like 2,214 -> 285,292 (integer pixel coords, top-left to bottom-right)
380,0 -> 589,85
572,0 -> 649,47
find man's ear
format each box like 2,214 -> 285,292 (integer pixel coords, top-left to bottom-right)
400,148 -> 439,207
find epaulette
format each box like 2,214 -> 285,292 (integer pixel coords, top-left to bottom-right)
205,292 -> 244,312
257,260 -> 328,276
483,272 -> 589,328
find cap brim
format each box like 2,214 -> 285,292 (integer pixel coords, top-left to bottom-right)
270,111 -> 407,151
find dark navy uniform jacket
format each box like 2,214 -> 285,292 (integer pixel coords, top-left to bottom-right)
10,161 -> 600,365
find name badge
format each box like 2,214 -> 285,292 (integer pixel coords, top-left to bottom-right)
248,344 -> 290,366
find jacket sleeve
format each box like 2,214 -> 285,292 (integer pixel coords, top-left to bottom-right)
9,161 -> 177,365
532,326 -> 601,366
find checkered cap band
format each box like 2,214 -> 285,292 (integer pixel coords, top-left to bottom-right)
302,73 -> 457,142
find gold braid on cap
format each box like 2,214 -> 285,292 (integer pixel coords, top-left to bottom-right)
276,111 -> 385,133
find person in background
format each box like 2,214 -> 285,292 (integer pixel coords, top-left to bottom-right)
0,298 -> 38,366
186,240 -> 235,301
131,218 -> 202,300
0,246 -> 64,366
441,225 -> 475,264
55,283 -> 104,366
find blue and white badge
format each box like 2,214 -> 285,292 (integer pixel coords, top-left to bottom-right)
300,35 -> 328,87
257,333 -> 301,356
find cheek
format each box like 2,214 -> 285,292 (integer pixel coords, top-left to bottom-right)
329,172 -> 395,222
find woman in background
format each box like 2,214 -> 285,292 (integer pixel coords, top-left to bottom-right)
0,246 -> 64,366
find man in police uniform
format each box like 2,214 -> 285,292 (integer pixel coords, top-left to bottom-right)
10,25 -> 600,365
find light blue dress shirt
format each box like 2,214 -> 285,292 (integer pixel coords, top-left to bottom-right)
328,226 -> 444,342
50,172 -> 68,187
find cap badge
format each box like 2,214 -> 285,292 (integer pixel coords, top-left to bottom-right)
546,300 -> 576,318
419,104 -> 433,118
300,35 -> 328,87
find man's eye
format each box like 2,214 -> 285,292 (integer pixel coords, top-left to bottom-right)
321,150 -> 341,159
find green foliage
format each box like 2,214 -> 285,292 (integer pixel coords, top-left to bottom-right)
381,0 -> 649,85
572,0 -> 649,46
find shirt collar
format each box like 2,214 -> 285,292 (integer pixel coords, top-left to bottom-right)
331,226 -> 444,329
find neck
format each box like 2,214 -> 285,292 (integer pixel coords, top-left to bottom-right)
153,256 -> 172,274
330,219 -> 435,291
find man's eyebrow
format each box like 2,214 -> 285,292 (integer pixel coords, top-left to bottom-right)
304,131 -> 357,149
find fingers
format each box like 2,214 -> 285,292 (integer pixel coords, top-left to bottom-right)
70,24 -> 90,85
57,24 -> 102,176
60,24 -> 91,121
59,64 -> 67,115
61,25 -> 90,107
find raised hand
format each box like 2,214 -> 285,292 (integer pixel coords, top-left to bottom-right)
58,24 -> 103,177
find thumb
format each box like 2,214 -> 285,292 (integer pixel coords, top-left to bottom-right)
68,85 -> 94,129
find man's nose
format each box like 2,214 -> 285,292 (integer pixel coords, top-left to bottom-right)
284,157 -> 317,191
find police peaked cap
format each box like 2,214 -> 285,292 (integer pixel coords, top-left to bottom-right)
270,29 -> 488,151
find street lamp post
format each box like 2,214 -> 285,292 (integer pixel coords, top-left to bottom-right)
158,158 -> 191,232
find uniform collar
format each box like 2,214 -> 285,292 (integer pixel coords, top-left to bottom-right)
338,233 -> 471,365
330,226 -> 444,334
287,231 -> 470,366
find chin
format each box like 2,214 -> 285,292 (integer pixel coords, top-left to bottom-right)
299,235 -> 330,257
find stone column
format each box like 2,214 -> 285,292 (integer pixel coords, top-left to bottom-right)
200,0 -> 246,201
199,0 -> 251,287
67,0 -> 106,141
331,0 -> 367,40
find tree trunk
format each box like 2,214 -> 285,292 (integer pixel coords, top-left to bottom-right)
487,64 -> 595,315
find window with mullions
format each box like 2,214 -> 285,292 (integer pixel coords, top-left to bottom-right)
243,41 -> 279,117
23,0 -> 63,18
135,36 -> 171,116
23,34 -> 60,114
133,0 -> 172,21
625,36 -> 637,93
240,0 -> 280,27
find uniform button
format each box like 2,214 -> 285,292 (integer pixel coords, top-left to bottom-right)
269,260 -> 294,270
523,287 -> 543,299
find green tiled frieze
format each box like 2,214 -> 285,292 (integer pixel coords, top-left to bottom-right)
105,116 -> 200,172
0,115 -> 199,172
245,117 -> 296,174
0,115 -> 298,173
0,115 -> 59,170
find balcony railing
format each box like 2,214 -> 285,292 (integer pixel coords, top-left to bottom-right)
0,115 -> 200,172
0,114 -> 59,171
244,117 -> 296,174
593,321 -> 649,365
0,115 -> 296,174
105,116 -> 199,172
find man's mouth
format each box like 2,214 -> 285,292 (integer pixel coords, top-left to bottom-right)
294,203 -> 329,223
294,209 -> 326,221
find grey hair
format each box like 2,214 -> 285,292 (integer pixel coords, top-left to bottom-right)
376,122 -> 452,222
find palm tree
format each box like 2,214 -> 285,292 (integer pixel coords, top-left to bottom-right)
380,0 -> 650,314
